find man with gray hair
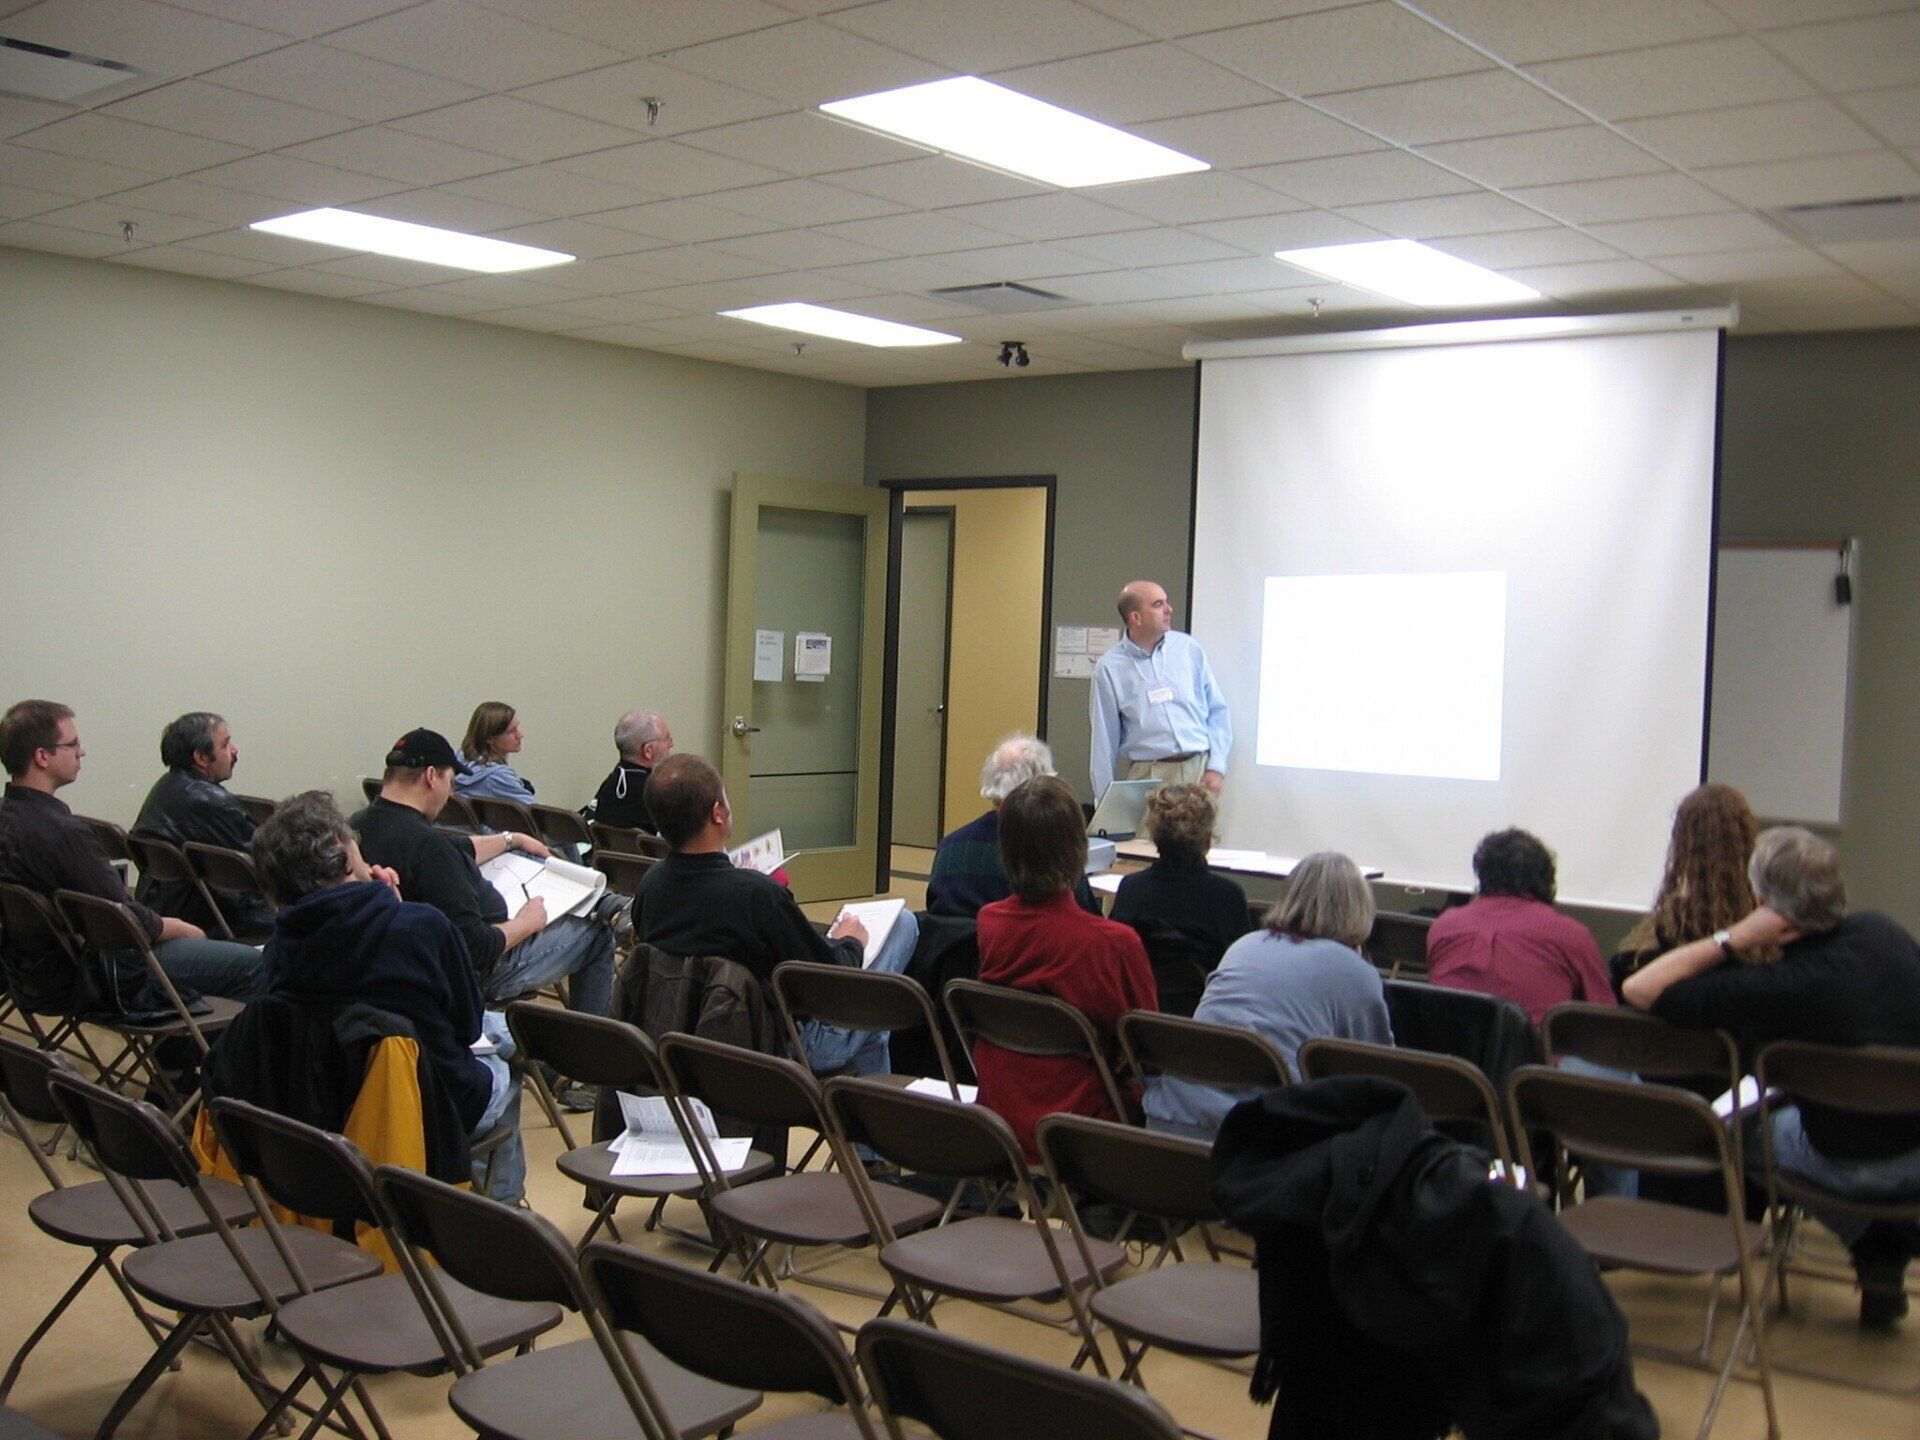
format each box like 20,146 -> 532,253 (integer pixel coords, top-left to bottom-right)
926,734 -> 1100,918
133,711 -> 271,938
1625,825 -> 1920,1327
590,709 -> 673,833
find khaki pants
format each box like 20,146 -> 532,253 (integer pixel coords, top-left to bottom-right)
1124,754 -> 1210,788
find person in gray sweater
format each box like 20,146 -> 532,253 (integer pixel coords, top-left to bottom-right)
1144,850 -> 1392,1137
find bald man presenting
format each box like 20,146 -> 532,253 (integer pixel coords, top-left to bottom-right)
1090,580 -> 1232,801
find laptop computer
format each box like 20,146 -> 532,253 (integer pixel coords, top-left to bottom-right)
1086,777 -> 1162,841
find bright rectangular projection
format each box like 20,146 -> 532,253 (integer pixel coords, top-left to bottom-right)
1258,573 -> 1506,781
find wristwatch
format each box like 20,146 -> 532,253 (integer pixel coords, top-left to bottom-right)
1712,928 -> 1736,959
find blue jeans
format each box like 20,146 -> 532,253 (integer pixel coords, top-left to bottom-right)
1766,1105 -> 1920,1248
470,1011 -> 525,1204
802,910 -> 920,1077
482,915 -> 614,1016
152,936 -> 267,1002
1555,1055 -> 1639,1199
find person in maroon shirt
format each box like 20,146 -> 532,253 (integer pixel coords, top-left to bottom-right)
1426,827 -> 1613,1025
973,775 -> 1157,1158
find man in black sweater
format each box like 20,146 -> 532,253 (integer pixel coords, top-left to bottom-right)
1625,825 -> 1920,1327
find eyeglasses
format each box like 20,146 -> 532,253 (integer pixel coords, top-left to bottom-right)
46,741 -> 82,751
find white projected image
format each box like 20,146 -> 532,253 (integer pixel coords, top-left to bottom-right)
1256,572 -> 1507,781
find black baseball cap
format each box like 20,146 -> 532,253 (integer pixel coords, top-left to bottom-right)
385,728 -> 471,775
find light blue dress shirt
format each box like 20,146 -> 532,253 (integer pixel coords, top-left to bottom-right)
1089,630 -> 1233,798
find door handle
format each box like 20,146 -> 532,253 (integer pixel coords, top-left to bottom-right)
730,714 -> 761,738
930,704 -> 945,716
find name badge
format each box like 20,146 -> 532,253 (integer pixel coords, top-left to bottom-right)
1147,684 -> 1175,706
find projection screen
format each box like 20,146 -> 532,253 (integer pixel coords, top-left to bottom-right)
1189,317 -> 1724,909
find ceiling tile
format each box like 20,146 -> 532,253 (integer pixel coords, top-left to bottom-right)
246,266 -> 394,297
993,42 -> 1277,125
105,177 -> 288,226
0,94 -> 74,141
31,197 -> 223,245
282,126 -> 512,186
608,241 -> 784,281
708,177 -> 906,224
1510,172 -> 1733,225
1188,208 -> 1389,252
1184,4 -> 1490,97
1,0 -> 292,74
848,291 -> 986,322
189,153 -> 405,206
1712,0 -> 1917,24
1842,84 -> 1920,147
313,251 -> 471,286
815,210 -> 1021,253
0,143 -> 152,198
1621,99 -> 1885,168
540,254 -> 678,289
715,227 -> 898,267
543,294 -> 682,324
1339,190 -> 1552,238
12,113 -> 250,174
391,95 -> 646,162
567,320 -> 696,347
1660,248 -> 1842,284
101,81 -> 357,149
659,19 -> 945,107
1319,69 -> 1584,147
183,226 -> 353,264
473,0 -> 792,54
1144,253 -> 1312,294
1092,171 -> 1308,223
676,110 -> 914,174
0,180 -> 67,217
472,304 -> 598,332
1765,11 -> 1920,93
1419,125 -> 1665,188
206,43 -> 484,122
1135,101 -> 1381,168
485,217 -> 661,257
108,244 -> 277,279
425,272 -> 592,305
163,0 -> 422,38
1694,151 -> 1920,209
1055,226 -> 1247,265
1247,149 -> 1476,206
941,193 -> 1144,241
587,197 -> 784,242
1431,226 -> 1625,268
513,58 -> 787,134
360,286 -> 501,315
1413,0 -> 1737,64
825,0 -> 1147,72
348,187 -> 548,233
1503,256 -> 1679,299
933,240 -> 1115,281
324,0 -> 628,90
1524,37 -> 1814,121
1074,1 -> 1354,39
0,217 -> 131,257
824,156 -> 1046,207
1725,273 -> 1919,328
1025,267 -> 1195,301
445,165 -> 658,216
811,254 -> 976,290
1582,210 -> 1795,257
557,139 -> 788,195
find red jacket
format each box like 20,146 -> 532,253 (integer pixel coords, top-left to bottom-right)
974,890 -> 1158,1157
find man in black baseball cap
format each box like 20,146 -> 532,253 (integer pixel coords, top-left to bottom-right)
353,727 -> 613,1026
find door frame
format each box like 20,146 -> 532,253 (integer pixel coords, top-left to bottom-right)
891,504 -> 957,849
876,475 -> 1057,894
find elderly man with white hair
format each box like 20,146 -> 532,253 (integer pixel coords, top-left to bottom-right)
925,734 -> 1100,918
590,708 -> 673,833
1625,825 -> 1920,1329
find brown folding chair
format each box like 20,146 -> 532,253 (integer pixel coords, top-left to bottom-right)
943,978 -> 1131,1124
359,777 -> 381,807
45,1070 -> 383,1440
584,1242 -> 881,1440
592,822 -> 669,859
76,814 -> 132,867
1507,1064 -> 1779,1440
231,794 -> 277,825
822,1076 -> 1123,1371
1116,1010 -> 1289,1113
1035,1112 -> 1260,1384
857,1316 -> 1183,1440
1754,1039 -> 1920,1394
125,834 -> 232,940
532,803 -> 595,853
504,1002 -> 777,1250
468,795 -> 539,838
592,849 -> 656,899
658,1033 -> 943,1296
375,1164 -> 762,1440
182,842 -> 271,921
0,1036 -> 253,1400
775,960 -> 963,1092
1297,1037 -> 1513,1168
0,882 -> 121,1069
1365,909 -> 1434,980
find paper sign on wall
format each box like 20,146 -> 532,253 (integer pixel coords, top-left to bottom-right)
1054,625 -> 1122,679
794,632 -> 831,682
1087,626 -> 1120,658
754,629 -> 784,682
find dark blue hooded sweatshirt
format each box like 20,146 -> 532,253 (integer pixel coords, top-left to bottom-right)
262,880 -> 492,1131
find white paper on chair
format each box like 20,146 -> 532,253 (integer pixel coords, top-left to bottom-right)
904,1077 -> 978,1103
1711,1076 -> 1779,1120
607,1091 -> 752,1176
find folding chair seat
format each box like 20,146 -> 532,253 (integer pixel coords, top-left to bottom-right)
1299,1037 -> 1514,1168
468,795 -> 539,838
531,803 -> 595,854
943,978 -> 1132,1125
1035,1112 -> 1259,1383
1507,1065 -> 1779,1440
822,1077 -> 1123,1370
125,834 -> 232,940
374,1164 -> 762,1440
584,1242 -> 881,1440
0,1037 -> 253,1400
857,1317 -> 1182,1440
591,822 -> 669,859
657,1034 -> 942,1289
206,1097 -> 563,1440
505,1002 -> 776,1249
45,1071 -> 383,1440
774,961 -> 963,1091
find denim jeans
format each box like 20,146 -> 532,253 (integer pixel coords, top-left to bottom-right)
1765,1104 -> 1920,1249
470,1011 -> 525,1204
482,915 -> 614,1016
801,909 -> 920,1077
151,936 -> 267,1001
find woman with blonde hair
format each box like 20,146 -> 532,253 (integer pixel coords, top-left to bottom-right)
454,701 -> 537,804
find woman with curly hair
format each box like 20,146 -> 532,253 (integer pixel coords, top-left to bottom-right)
1111,784 -> 1250,1014
1612,783 -> 1770,983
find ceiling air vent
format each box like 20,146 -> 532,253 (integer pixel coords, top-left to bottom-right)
0,36 -> 145,102
1767,193 -> 1920,245
927,281 -> 1075,314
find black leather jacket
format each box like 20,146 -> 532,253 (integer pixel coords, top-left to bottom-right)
132,769 -> 271,938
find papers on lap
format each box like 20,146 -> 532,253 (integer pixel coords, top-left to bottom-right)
480,850 -> 607,920
833,896 -> 906,966
905,1077 -> 978,1103
607,1090 -> 753,1177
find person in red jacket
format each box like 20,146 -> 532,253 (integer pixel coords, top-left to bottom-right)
973,775 -> 1157,1157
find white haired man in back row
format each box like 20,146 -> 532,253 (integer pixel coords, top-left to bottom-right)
925,734 -> 1101,919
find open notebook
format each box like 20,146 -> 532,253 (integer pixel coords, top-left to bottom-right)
480,850 -> 607,921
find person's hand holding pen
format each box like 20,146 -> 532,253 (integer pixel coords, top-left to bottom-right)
828,909 -> 869,950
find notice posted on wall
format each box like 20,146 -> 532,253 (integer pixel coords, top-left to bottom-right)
794,631 -> 831,683
1054,625 -> 1120,679
754,629 -> 784,682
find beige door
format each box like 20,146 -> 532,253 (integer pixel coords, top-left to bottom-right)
722,473 -> 890,903
890,508 -> 953,846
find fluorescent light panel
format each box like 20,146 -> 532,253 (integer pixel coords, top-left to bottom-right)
821,76 -> 1208,188
249,208 -> 572,274
1275,240 -> 1539,307
720,302 -> 961,348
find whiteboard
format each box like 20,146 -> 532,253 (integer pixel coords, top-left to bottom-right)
1708,545 -> 1854,825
